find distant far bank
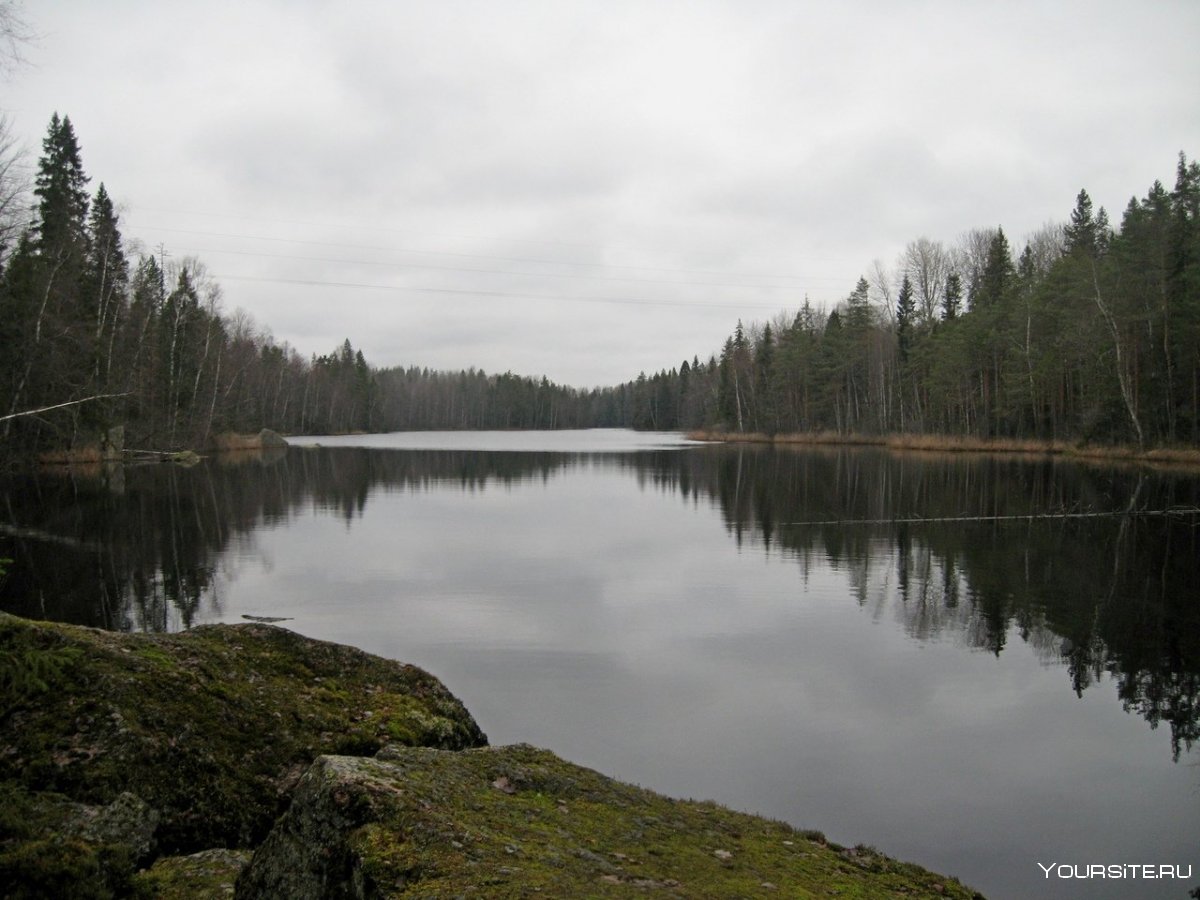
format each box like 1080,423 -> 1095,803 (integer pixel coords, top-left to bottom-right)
282,426 -> 1200,469
687,429 -> 1200,468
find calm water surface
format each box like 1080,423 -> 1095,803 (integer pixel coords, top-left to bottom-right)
2,430 -> 1197,899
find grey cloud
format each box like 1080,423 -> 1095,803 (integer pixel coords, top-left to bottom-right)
8,0 -> 1200,385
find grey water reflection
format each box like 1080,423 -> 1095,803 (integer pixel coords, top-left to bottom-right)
1,437 -> 1198,899
1,443 -> 1198,756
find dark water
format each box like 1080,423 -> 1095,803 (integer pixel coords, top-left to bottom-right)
2,430 -> 1197,899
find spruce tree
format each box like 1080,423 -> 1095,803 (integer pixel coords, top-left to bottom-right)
83,183 -> 128,393
753,323 -> 775,433
973,228 -> 1014,308
33,113 -> 90,261
942,272 -> 962,320
845,276 -> 872,330
3,114 -> 94,449
896,275 -> 915,362
1063,189 -> 1101,258
1168,153 -> 1200,440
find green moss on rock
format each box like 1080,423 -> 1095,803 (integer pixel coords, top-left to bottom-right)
238,744 -> 982,899
131,848 -> 251,899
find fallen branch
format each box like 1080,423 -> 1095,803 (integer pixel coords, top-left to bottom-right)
0,392 -> 131,424
0,521 -> 104,552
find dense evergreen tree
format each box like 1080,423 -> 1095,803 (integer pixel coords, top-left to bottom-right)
895,275 -> 915,363
752,323 -> 776,433
81,183 -> 127,420
33,113 -> 89,259
941,272 -> 962,320
2,114 -> 96,449
1064,189 -> 1099,257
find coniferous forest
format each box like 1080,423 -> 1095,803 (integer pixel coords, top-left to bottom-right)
1,114 -> 1198,465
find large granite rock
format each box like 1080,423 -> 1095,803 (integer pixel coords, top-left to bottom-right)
0,614 -> 485,895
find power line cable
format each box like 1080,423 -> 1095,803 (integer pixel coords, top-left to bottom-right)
125,223 -> 845,284
130,204 -> 866,268
131,205 -> 608,252
213,273 -> 792,311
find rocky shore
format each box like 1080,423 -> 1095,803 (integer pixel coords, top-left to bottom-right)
0,614 -> 981,898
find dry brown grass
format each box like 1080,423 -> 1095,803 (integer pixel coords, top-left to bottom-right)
211,431 -> 266,451
883,434 -> 1069,455
691,430 -> 890,447
1141,446 -> 1200,465
38,445 -> 103,465
777,431 -> 887,447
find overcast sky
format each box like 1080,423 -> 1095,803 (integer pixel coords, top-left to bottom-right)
5,0 -> 1199,387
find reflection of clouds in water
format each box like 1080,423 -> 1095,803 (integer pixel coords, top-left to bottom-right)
286,429 -> 701,453
197,448 -> 1198,900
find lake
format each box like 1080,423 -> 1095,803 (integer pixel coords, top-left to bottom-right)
1,429 -> 1197,899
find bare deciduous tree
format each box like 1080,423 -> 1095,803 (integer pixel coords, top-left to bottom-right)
1020,221 -> 1065,277
0,115 -> 27,262
0,2 -> 32,261
868,258 -> 894,324
903,237 -> 952,326
0,0 -> 32,75
954,227 -> 998,308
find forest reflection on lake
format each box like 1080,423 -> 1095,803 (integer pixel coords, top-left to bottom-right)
1,431 -> 1197,899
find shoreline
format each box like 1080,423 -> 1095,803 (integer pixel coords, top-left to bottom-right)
686,429 -> 1200,467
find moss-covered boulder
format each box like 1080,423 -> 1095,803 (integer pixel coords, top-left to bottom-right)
131,848 -> 251,899
0,614 -> 486,866
237,744 -> 981,899
0,783 -> 157,899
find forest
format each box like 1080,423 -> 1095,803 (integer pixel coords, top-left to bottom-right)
1,113 -> 1197,464
630,161 -> 1200,448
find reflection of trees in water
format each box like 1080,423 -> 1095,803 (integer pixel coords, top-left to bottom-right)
0,448 -> 579,632
652,446 -> 1199,761
1,443 -> 1196,758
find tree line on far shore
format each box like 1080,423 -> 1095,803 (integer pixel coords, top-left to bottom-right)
366,151 -> 1200,449
1,113 -> 1197,463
